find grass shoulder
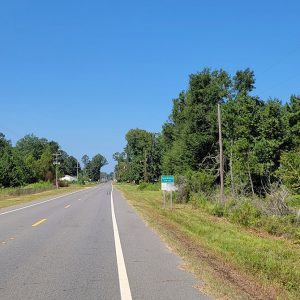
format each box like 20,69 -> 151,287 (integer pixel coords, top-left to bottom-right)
0,182 -> 96,209
115,183 -> 300,300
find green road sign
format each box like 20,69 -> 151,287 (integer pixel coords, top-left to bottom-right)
161,175 -> 174,183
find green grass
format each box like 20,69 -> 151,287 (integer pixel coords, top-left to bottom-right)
0,182 -> 96,209
116,183 -> 300,299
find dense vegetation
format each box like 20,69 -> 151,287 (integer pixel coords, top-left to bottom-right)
0,133 -> 108,187
113,68 -> 300,240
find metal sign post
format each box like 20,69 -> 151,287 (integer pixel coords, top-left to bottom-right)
161,175 -> 175,209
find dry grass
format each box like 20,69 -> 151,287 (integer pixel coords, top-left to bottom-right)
0,183 -> 95,209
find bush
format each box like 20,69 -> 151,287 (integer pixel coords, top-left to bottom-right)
260,214 -> 297,238
287,195 -> 300,208
175,170 -> 215,203
137,182 -> 160,191
58,180 -> 69,187
190,192 -> 210,209
175,175 -> 190,203
277,150 -> 300,193
229,200 -> 261,226
0,181 -> 55,200
186,170 -> 215,194
210,203 -> 225,217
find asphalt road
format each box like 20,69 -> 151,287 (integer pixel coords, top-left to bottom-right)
0,182 -> 211,300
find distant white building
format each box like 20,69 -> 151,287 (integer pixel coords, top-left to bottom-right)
60,175 -> 78,182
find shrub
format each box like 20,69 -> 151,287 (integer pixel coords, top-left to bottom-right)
210,203 -> 225,217
175,175 -> 189,203
277,150 -> 300,193
190,192 -> 210,209
260,214 -> 297,238
287,195 -> 300,208
137,182 -> 160,191
175,170 -> 215,203
229,200 -> 261,226
186,170 -> 215,194
58,180 -> 69,187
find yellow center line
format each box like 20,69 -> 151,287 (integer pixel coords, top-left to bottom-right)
32,218 -> 47,227
64,204 -> 71,209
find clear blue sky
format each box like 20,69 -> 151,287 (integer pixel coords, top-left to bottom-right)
1,1 -> 299,172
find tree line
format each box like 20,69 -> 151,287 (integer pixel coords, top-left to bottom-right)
114,68 -> 300,196
0,133 -> 108,187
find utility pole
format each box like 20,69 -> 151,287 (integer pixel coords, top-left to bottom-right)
143,150 -> 148,182
218,103 -> 225,204
76,160 -> 80,180
53,152 -> 61,189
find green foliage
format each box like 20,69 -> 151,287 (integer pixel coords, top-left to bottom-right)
90,154 -> 108,181
259,215 -> 296,237
81,153 -> 108,182
185,170 -> 215,194
0,132 -> 83,188
189,192 -> 210,208
113,67 -> 300,241
287,195 -> 300,207
210,203 -> 225,217
137,182 -> 160,191
228,200 -> 261,226
78,172 -> 88,185
0,181 -> 54,199
114,68 -> 300,196
60,152 -> 79,176
174,170 -> 215,203
113,129 -> 161,183
286,95 -> 300,147
162,69 -> 231,174
277,150 -> 300,193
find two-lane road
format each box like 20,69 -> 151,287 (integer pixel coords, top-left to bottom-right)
0,183 -> 211,299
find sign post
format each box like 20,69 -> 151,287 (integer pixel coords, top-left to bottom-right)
161,175 -> 175,209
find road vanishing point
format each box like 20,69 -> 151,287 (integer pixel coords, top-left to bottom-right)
0,182 -> 211,300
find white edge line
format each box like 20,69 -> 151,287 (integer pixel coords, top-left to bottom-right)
0,186 -> 96,216
111,185 -> 132,300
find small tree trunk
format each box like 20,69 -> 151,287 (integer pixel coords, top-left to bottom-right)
143,150 -> 148,182
230,141 -> 236,198
218,103 -> 225,204
247,162 -> 255,196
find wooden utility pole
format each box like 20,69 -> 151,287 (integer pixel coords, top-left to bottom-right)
53,152 -> 61,189
143,150 -> 148,182
76,160 -> 80,180
230,140 -> 236,198
218,103 -> 225,204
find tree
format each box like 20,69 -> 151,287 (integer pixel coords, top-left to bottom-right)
286,95 -> 300,147
81,154 -> 90,168
60,152 -> 79,176
162,68 -> 231,175
15,134 -> 48,160
277,150 -> 300,193
89,154 -> 108,181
